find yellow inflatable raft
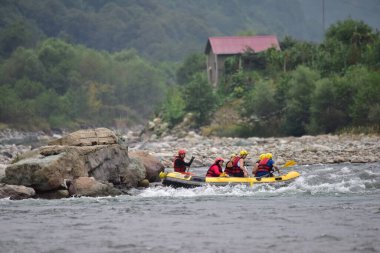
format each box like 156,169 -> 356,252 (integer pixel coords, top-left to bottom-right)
160,171 -> 300,188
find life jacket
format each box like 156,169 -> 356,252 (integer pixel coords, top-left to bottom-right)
173,156 -> 186,172
206,164 -> 223,177
257,158 -> 272,172
225,156 -> 244,176
224,161 -> 233,175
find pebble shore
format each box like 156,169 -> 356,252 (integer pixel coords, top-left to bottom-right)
128,131 -> 380,168
1,129 -> 379,175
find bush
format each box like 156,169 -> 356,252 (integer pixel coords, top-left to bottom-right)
162,87 -> 186,127
350,67 -> 380,125
283,66 -> 319,136
184,73 -> 217,125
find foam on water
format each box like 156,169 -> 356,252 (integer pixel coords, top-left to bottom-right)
134,163 -> 380,198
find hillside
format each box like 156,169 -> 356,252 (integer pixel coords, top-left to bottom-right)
1,0 -> 379,61
0,1 -> 379,134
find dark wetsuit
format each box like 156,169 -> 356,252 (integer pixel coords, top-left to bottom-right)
174,156 -> 194,172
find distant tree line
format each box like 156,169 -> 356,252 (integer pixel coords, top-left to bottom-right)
0,0 -> 353,62
162,19 -> 380,136
0,38 -> 168,130
1,16 -> 379,136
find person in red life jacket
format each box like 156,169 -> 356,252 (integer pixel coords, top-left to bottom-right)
254,153 -> 279,177
173,149 -> 195,173
252,153 -> 266,176
225,150 -> 249,177
224,153 -> 236,175
206,157 -> 225,177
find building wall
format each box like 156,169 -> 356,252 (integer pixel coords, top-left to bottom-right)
206,50 -> 217,86
206,51 -> 228,87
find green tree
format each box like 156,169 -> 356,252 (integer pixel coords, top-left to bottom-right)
283,66 -> 319,136
184,73 -> 217,125
123,60 -> 166,117
37,39 -> 77,94
162,87 -> 186,126
318,18 -> 379,75
13,79 -> 45,99
0,21 -> 42,58
176,53 -> 206,85
244,79 -> 277,118
0,85 -> 21,122
0,48 -> 46,84
350,67 -> 380,125
308,78 -> 347,134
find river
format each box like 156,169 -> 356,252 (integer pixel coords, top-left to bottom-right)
1,162 -> 379,253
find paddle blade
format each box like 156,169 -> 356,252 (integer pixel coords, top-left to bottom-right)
159,172 -> 168,179
283,160 -> 297,167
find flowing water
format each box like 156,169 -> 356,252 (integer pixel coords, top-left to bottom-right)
1,163 -> 379,253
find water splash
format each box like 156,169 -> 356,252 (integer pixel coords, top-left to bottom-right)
134,163 -> 380,198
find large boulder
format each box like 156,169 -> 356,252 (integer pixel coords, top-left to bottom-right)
129,151 -> 164,182
83,144 -> 130,184
73,177 -> 121,197
0,183 -> 35,200
2,128 -> 147,198
48,128 -> 118,146
3,148 -> 87,191
119,157 -> 146,188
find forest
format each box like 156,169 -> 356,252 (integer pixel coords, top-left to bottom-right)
0,1 -> 379,136
164,18 -> 380,137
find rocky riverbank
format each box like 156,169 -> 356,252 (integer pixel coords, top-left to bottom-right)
130,131 -> 380,168
1,128 -> 380,173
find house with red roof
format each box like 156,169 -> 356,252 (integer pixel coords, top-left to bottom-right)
205,35 -> 280,86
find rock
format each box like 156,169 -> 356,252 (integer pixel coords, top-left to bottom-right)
0,183 -> 35,200
2,151 -> 12,158
333,156 -> 345,163
36,190 -> 70,199
0,164 -> 5,181
83,144 -> 130,185
3,149 -> 87,191
119,157 -> 146,188
349,156 -> 366,163
48,128 -> 118,146
64,179 -> 77,196
3,144 -> 144,192
129,151 -> 164,182
73,177 -> 121,197
2,128 -> 149,198
138,179 -> 150,188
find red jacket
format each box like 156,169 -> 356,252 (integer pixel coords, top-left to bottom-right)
225,156 -> 244,176
257,158 -> 271,172
206,164 -> 223,177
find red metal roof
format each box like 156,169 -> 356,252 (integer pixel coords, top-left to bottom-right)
205,35 -> 280,55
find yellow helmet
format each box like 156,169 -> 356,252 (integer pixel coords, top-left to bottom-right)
259,153 -> 266,160
240,150 -> 248,156
266,153 -> 273,159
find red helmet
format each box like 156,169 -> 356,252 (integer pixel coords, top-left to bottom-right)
178,149 -> 186,155
215,157 -> 224,163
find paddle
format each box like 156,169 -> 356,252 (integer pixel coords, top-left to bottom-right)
282,160 -> 297,168
276,160 -> 297,176
186,156 -> 195,173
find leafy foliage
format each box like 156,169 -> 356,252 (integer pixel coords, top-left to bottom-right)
0,39 -> 167,129
183,73 -> 217,126
283,66 -> 319,136
162,88 -> 186,127
0,6 -> 380,136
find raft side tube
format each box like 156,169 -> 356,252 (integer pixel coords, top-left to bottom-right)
161,171 -> 300,188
